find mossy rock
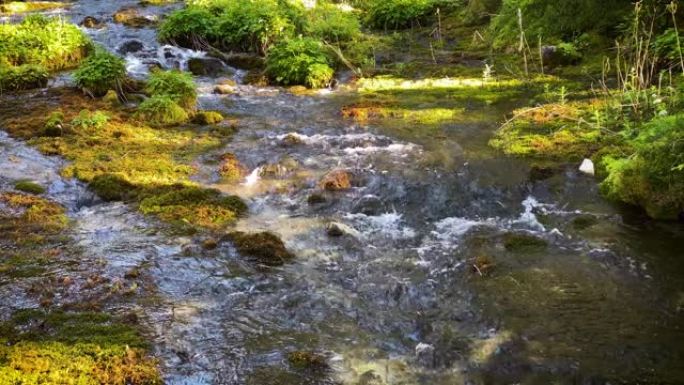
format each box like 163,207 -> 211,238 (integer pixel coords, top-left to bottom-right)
471,255 -> 496,276
89,174 -> 137,202
113,7 -> 156,28
307,193 -> 326,205
571,214 -> 598,230
218,153 -> 247,182
287,351 -> 328,370
226,231 -> 294,266
503,232 -> 548,252
319,169 -> 352,191
140,185 -> 247,229
193,110 -> 224,125
14,180 -> 45,195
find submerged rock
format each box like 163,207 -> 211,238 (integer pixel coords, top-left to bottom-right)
286,351 -> 328,370
280,133 -> 304,147
415,342 -> 435,367
325,222 -> 361,238
118,40 -> 144,55
319,169 -> 352,191
214,81 -> 236,94
307,193 -> 327,205
503,232 -> 548,252
80,16 -> 104,28
188,57 -> 228,77
352,195 -> 384,216
226,231 -> 294,266
471,255 -> 496,276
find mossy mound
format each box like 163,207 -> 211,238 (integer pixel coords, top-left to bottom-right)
489,101 -> 609,160
287,351 -> 328,370
0,64 -> 49,91
193,110 -> 224,125
218,153 -> 247,182
135,96 -> 189,126
139,186 -> 247,230
89,174 -> 137,202
14,180 -> 46,195
0,88 -> 240,230
503,232 -> 548,252
0,192 -> 68,234
0,309 -> 160,384
226,231 -> 294,266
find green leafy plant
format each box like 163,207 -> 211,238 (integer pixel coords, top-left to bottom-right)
73,50 -> 126,97
265,37 -> 334,88
364,0 -> 435,30
304,3 -> 361,43
0,64 -> 49,91
145,69 -> 197,110
0,15 -> 91,71
71,110 -> 110,130
158,6 -> 217,49
135,95 -> 189,126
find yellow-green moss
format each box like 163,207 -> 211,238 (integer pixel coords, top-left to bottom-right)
14,180 -> 46,195
0,310 -> 160,384
0,1 -> 68,14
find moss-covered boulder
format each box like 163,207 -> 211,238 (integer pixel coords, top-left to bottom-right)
192,110 -> 224,125
89,174 -> 137,202
113,7 -> 156,28
226,231 -> 294,266
218,153 -> 247,182
287,351 -> 328,370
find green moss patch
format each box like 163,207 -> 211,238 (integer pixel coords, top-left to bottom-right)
14,180 -> 46,195
226,231 -> 294,266
503,232 -> 548,252
0,309 -> 160,384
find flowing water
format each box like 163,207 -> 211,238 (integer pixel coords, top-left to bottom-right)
1,2 -> 684,384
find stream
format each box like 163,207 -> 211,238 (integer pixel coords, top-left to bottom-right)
1,1 -> 684,384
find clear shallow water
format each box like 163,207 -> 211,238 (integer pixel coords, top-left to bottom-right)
0,3 -> 683,384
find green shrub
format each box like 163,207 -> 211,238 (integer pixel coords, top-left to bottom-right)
0,64 -> 49,91
364,0 -> 436,30
145,70 -> 197,110
135,95 -> 189,126
304,2 -> 361,43
0,15 -> 91,71
265,37 -> 334,88
600,114 -> 684,220
71,110 -> 110,130
73,50 -> 127,97
158,6 -> 217,49
463,0 -> 501,24
213,0 -> 293,54
489,0 -> 629,48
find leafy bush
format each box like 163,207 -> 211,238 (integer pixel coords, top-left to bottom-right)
145,69 -> 197,110
489,0 -> 629,48
0,64 -> 49,91
0,15 -> 91,71
265,37 -> 334,88
213,0 -> 293,54
135,95 -> 189,126
601,114 -> 684,220
364,0 -> 436,30
71,110 -> 110,130
73,50 -> 127,97
304,2 -> 361,43
158,6 -> 217,48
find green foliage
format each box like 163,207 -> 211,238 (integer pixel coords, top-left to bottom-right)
0,64 -> 48,91
0,15 -> 91,71
73,49 -> 127,97
489,0 -> 629,48
265,37 -> 334,88
601,114 -> 684,219
145,69 -> 197,109
71,110 -> 110,130
213,0 -> 293,54
463,0 -> 501,24
158,6 -> 217,48
304,2 -> 361,43
653,28 -> 684,64
364,0 -> 436,30
14,180 -> 45,195
0,310 -> 160,384
135,95 -> 190,126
